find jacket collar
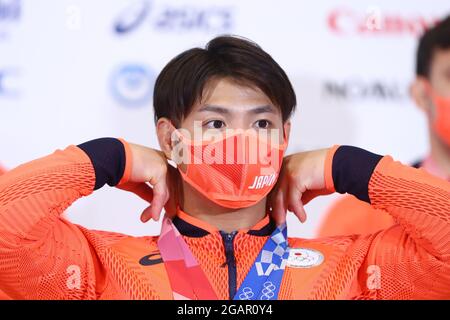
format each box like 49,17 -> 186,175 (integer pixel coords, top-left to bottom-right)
172,206 -> 276,238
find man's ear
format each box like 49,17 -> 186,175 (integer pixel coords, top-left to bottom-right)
283,120 -> 291,143
410,76 -> 432,114
156,118 -> 175,159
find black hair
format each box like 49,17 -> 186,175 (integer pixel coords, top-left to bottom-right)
153,35 -> 296,126
416,15 -> 450,77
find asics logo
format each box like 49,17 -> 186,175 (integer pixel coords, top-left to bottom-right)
139,252 -> 163,266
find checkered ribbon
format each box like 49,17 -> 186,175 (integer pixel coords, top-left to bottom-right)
234,223 -> 289,300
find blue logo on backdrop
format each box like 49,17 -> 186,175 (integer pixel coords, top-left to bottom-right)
110,64 -> 155,107
113,0 -> 233,36
0,0 -> 21,40
0,68 -> 20,98
0,0 -> 20,21
114,0 -> 150,34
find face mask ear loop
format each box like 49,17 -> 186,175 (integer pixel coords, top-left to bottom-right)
169,121 -> 189,150
167,121 -> 190,174
277,126 -> 288,152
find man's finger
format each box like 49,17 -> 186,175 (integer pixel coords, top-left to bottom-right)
288,185 -> 307,223
140,205 -> 153,223
164,165 -> 181,217
273,182 -> 288,225
148,179 -> 169,221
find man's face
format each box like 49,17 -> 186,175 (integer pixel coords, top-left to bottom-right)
175,77 -> 289,172
156,77 -> 290,211
180,77 -> 286,139
411,48 -> 450,146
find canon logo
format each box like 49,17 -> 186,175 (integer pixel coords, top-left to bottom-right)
327,8 -> 440,37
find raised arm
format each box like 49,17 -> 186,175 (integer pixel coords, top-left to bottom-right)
330,146 -> 450,299
0,138 -> 134,299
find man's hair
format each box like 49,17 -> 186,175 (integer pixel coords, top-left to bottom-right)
416,15 -> 450,77
153,35 -> 296,126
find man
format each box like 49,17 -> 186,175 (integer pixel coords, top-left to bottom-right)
0,36 -> 449,300
317,15 -> 450,237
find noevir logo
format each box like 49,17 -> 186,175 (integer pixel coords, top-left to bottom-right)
322,78 -> 408,102
113,0 -> 233,35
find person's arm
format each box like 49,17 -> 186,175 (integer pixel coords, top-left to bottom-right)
328,146 -> 450,299
0,138 -> 134,299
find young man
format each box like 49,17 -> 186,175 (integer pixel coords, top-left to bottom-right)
0,36 -> 449,300
318,15 -> 450,237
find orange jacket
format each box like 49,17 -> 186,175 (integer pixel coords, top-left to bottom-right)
0,165 -> 10,300
317,156 -> 449,238
317,195 -> 395,237
0,140 -> 449,299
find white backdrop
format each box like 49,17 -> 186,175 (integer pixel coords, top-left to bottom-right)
1,0 -> 449,238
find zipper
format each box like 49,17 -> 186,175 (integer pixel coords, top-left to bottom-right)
220,231 -> 238,300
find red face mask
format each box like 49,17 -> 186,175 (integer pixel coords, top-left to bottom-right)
426,83 -> 450,146
171,128 -> 287,209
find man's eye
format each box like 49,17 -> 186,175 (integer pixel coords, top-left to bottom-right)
255,120 -> 271,129
205,120 -> 225,129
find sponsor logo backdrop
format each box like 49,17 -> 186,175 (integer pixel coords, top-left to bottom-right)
1,0 -> 449,238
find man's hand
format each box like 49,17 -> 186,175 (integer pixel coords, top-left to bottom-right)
117,143 -> 180,223
268,148 -> 334,225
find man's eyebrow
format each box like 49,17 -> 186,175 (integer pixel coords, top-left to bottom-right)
198,104 -> 276,114
198,105 -> 231,114
249,105 -> 277,114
